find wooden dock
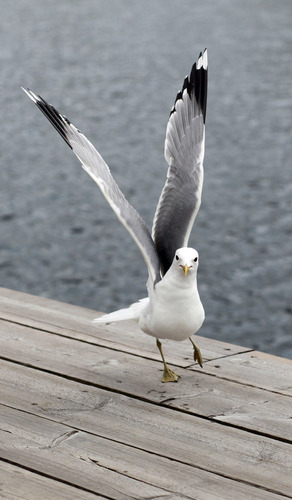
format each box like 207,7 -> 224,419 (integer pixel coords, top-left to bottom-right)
0,287 -> 291,499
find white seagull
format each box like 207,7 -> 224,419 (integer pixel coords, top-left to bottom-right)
22,49 -> 208,382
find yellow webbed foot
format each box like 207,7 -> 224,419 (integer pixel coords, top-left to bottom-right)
189,337 -> 203,368
162,366 -> 180,383
156,338 -> 180,383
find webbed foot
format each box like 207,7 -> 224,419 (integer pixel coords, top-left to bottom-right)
189,337 -> 203,367
162,366 -> 180,383
156,338 -> 180,383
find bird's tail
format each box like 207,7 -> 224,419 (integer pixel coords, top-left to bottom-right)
93,297 -> 149,324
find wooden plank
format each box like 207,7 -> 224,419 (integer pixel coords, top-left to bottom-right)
0,405 -> 289,499
1,288 -> 291,396
0,286 -> 251,365
1,359 -> 292,496
201,350 -> 292,396
0,407 -> 168,500
0,461 -> 103,500
1,320 -> 291,441
1,288 -> 292,499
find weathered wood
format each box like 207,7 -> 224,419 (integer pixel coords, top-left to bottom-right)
203,351 -> 292,395
0,286 -> 251,365
1,288 -> 291,395
1,288 -> 292,499
1,359 -> 292,497
0,407 -> 169,500
1,320 -> 291,441
0,405 -> 289,499
0,461 -> 103,500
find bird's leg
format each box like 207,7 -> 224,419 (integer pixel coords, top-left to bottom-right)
189,337 -> 203,367
156,339 -> 180,383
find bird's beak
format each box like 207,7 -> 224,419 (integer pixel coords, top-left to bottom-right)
181,264 -> 191,277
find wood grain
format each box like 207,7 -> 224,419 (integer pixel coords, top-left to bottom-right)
1,319 -> 291,440
1,405 -> 289,499
0,461 -> 103,500
0,287 -> 291,499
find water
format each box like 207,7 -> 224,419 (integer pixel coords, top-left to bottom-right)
1,0 -> 291,357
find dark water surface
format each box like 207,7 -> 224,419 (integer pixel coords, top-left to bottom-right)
1,0 -> 291,357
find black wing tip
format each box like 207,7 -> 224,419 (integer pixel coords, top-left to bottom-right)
171,48 -> 208,123
189,48 -> 208,123
22,87 -> 73,149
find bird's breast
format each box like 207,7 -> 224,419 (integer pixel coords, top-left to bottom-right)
139,279 -> 205,341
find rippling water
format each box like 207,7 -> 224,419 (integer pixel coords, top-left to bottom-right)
1,0 -> 291,357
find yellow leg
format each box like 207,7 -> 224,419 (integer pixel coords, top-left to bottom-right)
189,337 -> 203,367
156,339 -> 180,382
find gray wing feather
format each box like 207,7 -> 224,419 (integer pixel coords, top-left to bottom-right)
22,88 -> 161,286
152,49 -> 208,276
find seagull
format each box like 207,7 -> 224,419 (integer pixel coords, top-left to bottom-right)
22,48 -> 208,383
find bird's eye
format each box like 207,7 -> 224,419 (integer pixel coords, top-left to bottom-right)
175,255 -> 179,261
194,257 -> 198,262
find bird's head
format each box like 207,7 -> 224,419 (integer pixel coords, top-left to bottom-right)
172,247 -> 199,277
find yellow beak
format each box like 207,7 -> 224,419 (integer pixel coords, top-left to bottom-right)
182,264 -> 190,277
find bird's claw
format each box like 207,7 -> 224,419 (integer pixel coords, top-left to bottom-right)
193,346 -> 203,368
189,337 -> 203,367
162,367 -> 180,383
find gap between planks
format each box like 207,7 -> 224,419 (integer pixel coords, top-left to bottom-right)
0,459 -> 107,500
1,288 -> 291,399
1,404 -> 291,499
1,354 -> 291,449
1,318 -> 292,443
1,355 -> 292,491
0,314 -> 289,399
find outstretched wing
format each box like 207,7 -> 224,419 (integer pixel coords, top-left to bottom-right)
22,88 -> 161,285
152,49 -> 208,276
